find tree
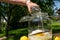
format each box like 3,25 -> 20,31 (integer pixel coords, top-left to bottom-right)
32,0 -> 54,16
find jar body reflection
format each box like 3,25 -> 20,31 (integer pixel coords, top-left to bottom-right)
28,13 -> 52,40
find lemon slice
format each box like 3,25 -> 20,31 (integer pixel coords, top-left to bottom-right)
55,37 -> 60,40
29,29 -> 44,35
35,33 -> 45,36
20,36 -> 28,40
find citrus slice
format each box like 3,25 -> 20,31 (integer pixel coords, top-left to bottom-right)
55,37 -> 60,40
35,33 -> 45,36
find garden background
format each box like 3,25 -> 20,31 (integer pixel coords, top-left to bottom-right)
0,0 -> 60,40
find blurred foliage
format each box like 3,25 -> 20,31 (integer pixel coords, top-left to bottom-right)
1,22 -> 7,33
53,29 -> 60,33
0,0 -> 54,29
31,0 -> 54,16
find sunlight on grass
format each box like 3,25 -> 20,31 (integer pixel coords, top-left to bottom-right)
52,22 -> 60,25
51,21 -> 60,29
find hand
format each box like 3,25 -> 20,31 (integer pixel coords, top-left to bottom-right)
26,2 -> 39,13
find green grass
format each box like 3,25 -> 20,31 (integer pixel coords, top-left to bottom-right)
0,28 -> 28,40
51,21 -> 60,29
7,37 -> 14,40
9,28 -> 28,35
8,28 -> 28,40
52,22 -> 60,25
0,33 -> 5,37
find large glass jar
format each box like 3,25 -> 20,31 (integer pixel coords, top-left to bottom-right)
20,7 -> 52,40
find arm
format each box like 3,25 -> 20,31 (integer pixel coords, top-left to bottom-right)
0,0 -> 27,6
0,0 -> 39,13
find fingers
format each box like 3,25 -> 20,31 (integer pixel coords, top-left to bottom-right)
28,6 -> 32,14
31,3 -> 39,7
27,2 -> 39,14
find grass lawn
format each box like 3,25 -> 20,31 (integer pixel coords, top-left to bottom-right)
51,21 -> 60,29
0,28 -> 28,40
0,33 -> 5,37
